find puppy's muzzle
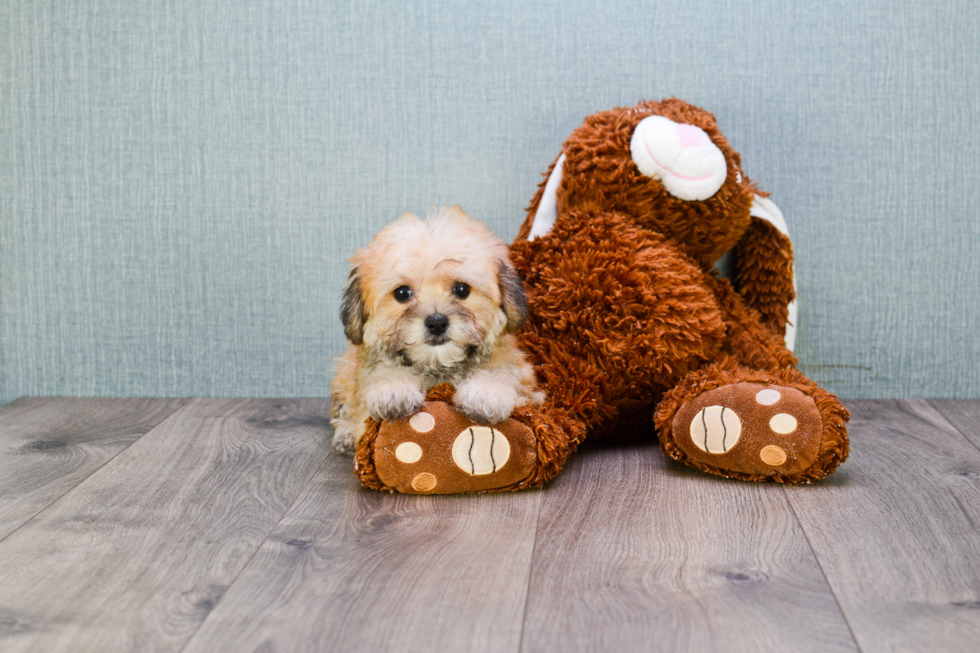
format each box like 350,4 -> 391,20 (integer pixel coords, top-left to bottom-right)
424,313 -> 450,339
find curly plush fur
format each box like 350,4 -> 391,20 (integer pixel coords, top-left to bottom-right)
355,98 -> 849,492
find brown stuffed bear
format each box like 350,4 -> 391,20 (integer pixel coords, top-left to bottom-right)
354,98 -> 849,494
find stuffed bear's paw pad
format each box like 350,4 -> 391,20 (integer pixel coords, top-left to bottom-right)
673,383 -> 824,476
451,426 -> 511,475
689,405 -> 742,453
373,401 -> 537,494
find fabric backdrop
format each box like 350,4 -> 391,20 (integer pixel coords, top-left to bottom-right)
2,0 -> 977,403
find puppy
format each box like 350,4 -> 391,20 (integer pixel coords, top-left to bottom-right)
330,206 -> 544,454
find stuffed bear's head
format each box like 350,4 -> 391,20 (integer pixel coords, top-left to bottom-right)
518,98 -> 760,267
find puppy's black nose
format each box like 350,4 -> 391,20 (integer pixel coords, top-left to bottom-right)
424,313 -> 449,336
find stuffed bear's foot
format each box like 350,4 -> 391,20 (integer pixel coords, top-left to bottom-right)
671,382 -> 823,476
355,401 -> 540,494
656,364 -> 849,483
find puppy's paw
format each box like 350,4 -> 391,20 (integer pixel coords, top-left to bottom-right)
454,373 -> 519,425
332,428 -> 358,455
366,382 -> 425,421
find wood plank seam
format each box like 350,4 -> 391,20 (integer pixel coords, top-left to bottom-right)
0,398 -> 189,546
0,398 -> 335,652
516,489 -> 545,653
783,399 -> 980,653
517,442 -> 860,652
781,487 -> 865,653
176,451 -> 334,653
927,400 -> 980,456
178,452 -> 545,652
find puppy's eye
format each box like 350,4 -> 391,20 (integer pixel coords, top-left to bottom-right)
393,285 -> 413,303
452,282 -> 471,299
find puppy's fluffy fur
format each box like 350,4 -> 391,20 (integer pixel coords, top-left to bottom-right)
330,206 -> 543,454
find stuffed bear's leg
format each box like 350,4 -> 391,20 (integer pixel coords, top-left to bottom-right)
655,276 -> 849,483
353,384 -> 586,494
701,274 -> 799,370
654,361 -> 849,482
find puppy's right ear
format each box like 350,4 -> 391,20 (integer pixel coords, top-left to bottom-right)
340,268 -> 365,345
498,261 -> 528,333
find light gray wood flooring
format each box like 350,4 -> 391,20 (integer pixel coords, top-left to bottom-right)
0,398 -> 977,652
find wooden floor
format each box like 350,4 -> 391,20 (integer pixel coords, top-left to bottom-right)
0,399 -> 978,652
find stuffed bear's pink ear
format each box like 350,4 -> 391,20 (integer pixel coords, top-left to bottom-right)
735,196 -> 798,351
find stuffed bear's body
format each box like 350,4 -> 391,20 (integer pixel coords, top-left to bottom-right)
355,99 -> 849,493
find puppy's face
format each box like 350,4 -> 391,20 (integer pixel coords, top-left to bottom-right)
342,207 -> 527,372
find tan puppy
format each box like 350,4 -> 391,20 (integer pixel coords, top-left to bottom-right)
330,206 -> 543,454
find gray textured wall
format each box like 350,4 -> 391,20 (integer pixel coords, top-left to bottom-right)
1,0 -> 978,403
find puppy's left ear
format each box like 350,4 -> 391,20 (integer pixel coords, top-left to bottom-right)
340,268 -> 365,345
498,261 -> 528,332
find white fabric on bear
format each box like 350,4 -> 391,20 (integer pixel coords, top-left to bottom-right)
750,195 -> 788,235
527,148 -> 797,352
528,153 -> 566,241
629,116 -> 727,201
749,195 -> 797,352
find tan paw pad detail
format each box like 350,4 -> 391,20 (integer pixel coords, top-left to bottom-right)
395,442 -> 423,463
760,445 -> 788,466
769,413 -> 798,434
411,472 -> 437,492
451,427 -> 510,475
755,388 -> 781,405
689,405 -> 742,454
409,412 -> 435,432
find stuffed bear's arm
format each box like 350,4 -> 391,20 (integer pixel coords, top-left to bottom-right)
733,196 -> 797,351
